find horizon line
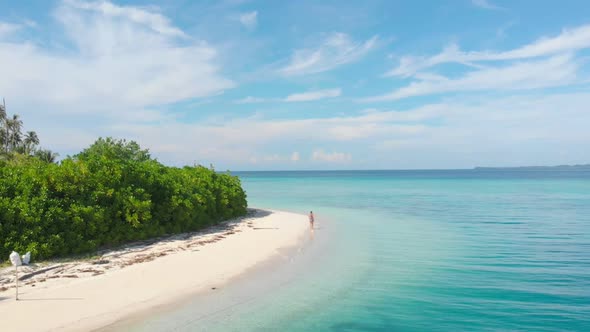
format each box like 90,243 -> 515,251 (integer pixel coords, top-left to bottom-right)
229,164 -> 590,172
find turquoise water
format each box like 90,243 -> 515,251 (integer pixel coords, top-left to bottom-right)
117,170 -> 590,331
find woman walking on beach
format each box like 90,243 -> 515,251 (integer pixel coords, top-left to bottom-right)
309,211 -> 315,229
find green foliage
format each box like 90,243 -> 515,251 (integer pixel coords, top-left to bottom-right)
0,138 -> 248,260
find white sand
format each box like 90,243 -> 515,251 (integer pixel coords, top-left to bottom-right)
0,209 -> 309,332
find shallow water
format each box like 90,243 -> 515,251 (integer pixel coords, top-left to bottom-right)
116,169 -> 590,331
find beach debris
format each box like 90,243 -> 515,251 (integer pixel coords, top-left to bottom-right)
9,251 -> 22,267
22,252 -> 31,265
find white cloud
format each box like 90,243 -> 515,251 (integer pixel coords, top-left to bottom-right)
262,154 -> 282,162
328,123 -> 426,140
279,33 -> 377,76
0,0 -> 233,117
312,149 -> 352,163
235,88 -> 342,103
23,19 -> 38,28
258,151 -> 300,163
238,11 -> 258,29
102,106 -> 433,166
64,0 -> 186,37
366,54 -> 578,101
372,24 -> 590,102
0,22 -> 22,36
49,91 -> 589,169
471,0 -> 504,10
235,96 -> 266,104
387,24 -> 590,77
285,88 -> 341,102
370,92 -> 590,168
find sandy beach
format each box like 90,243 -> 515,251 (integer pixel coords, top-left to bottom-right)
0,209 -> 308,332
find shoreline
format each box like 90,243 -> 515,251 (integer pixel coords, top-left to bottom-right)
101,210 -> 332,331
0,208 -> 310,332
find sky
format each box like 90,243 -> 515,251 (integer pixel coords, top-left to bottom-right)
1,0 -> 589,170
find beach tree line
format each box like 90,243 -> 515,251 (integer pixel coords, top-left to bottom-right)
0,137 -> 248,260
0,101 -> 58,163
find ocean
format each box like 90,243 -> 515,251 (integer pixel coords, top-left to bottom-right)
115,169 -> 590,331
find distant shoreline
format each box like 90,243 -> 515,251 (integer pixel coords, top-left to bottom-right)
232,164 -> 590,173
473,164 -> 590,171
0,208 -> 309,332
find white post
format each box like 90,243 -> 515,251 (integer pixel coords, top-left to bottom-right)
15,265 -> 19,301
9,251 -> 24,301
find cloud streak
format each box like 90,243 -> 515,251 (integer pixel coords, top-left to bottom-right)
64,0 -> 187,38
366,55 -> 578,101
280,33 -> 377,76
368,24 -> 590,102
285,88 -> 341,102
0,22 -> 20,35
387,24 -> 590,77
235,96 -> 266,104
234,88 -> 342,103
312,149 -> 352,163
238,11 -> 258,29
471,0 -> 504,11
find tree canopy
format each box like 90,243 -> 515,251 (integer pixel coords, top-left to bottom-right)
0,138 -> 248,260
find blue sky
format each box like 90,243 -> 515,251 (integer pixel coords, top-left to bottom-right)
1,0 -> 589,170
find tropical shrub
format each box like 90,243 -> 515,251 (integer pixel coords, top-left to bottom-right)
0,138 -> 247,260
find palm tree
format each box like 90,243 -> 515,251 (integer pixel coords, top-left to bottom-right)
0,100 -> 50,158
23,131 -> 40,155
35,149 -> 59,163
6,114 -> 23,152
0,128 -> 6,154
0,100 -> 6,123
0,100 -> 6,153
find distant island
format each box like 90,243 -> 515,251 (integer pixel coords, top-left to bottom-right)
474,164 -> 590,170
